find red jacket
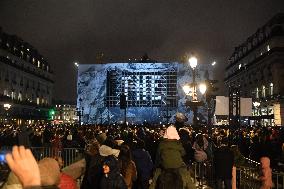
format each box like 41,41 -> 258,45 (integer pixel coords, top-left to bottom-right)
58,172 -> 78,189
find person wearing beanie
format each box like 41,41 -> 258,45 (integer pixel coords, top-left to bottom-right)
150,125 -> 195,189
100,155 -> 127,189
38,158 -> 60,187
155,125 -> 185,169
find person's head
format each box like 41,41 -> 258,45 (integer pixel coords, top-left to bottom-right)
136,139 -> 145,149
163,125 -> 180,140
86,139 -> 100,156
118,144 -> 131,161
38,158 -> 60,186
260,157 -> 271,169
195,133 -> 204,147
102,155 -> 120,175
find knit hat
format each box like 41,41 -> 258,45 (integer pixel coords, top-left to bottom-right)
99,145 -> 120,157
163,125 -> 180,140
38,158 -> 60,186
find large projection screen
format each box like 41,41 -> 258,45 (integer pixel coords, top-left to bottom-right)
77,62 -> 211,124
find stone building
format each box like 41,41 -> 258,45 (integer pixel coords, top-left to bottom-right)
52,103 -> 78,124
225,13 -> 284,126
0,28 -> 54,124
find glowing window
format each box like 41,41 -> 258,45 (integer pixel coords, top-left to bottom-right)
269,83 -> 273,95
262,86 -> 266,98
239,64 -> 242,69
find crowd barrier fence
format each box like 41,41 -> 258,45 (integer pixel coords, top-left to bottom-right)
1,146 -> 84,167
191,159 -> 284,189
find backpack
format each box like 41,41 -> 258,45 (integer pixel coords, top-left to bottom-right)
156,168 -> 183,189
194,149 -> 207,162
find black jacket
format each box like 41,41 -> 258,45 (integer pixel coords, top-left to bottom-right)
100,156 -> 127,189
213,145 -> 234,179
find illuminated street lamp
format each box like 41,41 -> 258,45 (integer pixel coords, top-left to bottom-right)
3,103 -> 12,123
183,56 -> 207,128
3,103 -> 11,110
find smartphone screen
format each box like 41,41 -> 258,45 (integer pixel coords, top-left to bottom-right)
0,154 -> 5,163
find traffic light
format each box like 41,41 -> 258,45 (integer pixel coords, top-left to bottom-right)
120,94 -> 127,109
48,108 -> 55,120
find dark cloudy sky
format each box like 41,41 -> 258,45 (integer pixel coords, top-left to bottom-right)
0,0 -> 283,102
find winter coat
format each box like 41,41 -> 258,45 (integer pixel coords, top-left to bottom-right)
155,139 -> 186,169
81,154 -> 104,189
213,145 -> 234,179
132,148 -> 153,181
193,136 -> 209,162
149,167 -> 196,189
121,160 -> 137,189
58,172 -> 78,189
100,156 -> 127,189
259,157 -> 273,189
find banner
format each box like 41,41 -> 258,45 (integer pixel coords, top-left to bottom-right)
215,96 -> 229,115
240,98 -> 252,116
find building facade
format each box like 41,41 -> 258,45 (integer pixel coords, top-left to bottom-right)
52,104 -> 78,124
0,28 -> 54,124
224,13 -> 284,126
77,61 -> 213,125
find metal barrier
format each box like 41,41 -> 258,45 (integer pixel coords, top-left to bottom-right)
1,146 -> 84,167
191,159 -> 284,189
237,166 -> 261,189
191,161 -> 214,187
272,171 -> 284,189
240,157 -> 284,189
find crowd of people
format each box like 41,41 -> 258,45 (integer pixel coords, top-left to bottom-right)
0,122 -> 283,189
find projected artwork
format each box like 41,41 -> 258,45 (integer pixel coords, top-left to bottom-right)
106,70 -> 177,108
77,62 -> 212,124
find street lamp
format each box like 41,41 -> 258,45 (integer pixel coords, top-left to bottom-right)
76,97 -> 84,126
76,107 -> 84,126
3,103 -> 11,123
183,56 -> 207,128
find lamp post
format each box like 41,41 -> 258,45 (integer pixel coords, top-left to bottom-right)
76,107 -> 84,126
183,56 -> 207,128
76,97 -> 84,126
3,103 -> 12,123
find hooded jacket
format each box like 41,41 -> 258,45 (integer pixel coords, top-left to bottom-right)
100,156 -> 127,189
132,148 -> 153,181
155,126 -> 185,169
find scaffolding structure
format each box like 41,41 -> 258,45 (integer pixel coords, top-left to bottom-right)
106,68 -> 177,108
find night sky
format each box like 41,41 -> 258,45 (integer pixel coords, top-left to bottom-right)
0,0 -> 283,102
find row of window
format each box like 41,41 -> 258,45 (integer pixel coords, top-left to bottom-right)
253,106 -> 274,116
229,16 -> 281,64
0,69 -> 50,94
0,33 -> 50,72
2,89 -> 49,105
255,83 -> 274,99
52,115 -> 78,120
227,44 -> 271,77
